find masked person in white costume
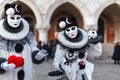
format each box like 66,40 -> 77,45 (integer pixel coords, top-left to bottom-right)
48,17 -> 102,80
0,3 -> 47,80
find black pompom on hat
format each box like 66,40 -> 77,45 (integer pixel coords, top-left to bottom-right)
5,3 -> 22,16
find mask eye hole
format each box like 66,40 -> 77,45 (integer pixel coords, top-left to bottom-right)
72,27 -> 75,30
66,28 -> 70,32
11,17 -> 15,20
17,17 -> 20,19
92,32 -> 95,34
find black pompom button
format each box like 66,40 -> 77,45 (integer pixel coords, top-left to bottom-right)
15,43 -> 23,53
79,52 -> 85,59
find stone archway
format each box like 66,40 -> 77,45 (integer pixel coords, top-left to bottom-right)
48,2 -> 83,41
98,3 -> 120,43
98,3 -> 120,57
46,0 -> 91,30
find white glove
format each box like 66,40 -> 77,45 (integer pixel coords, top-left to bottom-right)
1,62 -> 16,71
35,49 -> 48,60
88,30 -> 97,39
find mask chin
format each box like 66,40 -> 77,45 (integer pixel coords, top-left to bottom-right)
12,24 -> 20,28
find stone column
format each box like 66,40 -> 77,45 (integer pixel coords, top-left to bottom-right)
37,14 -> 50,44
38,28 -> 48,44
84,17 -> 97,31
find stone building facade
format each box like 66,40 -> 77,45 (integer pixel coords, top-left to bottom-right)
0,0 -> 120,56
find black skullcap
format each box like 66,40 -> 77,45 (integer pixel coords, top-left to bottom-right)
5,3 -> 22,15
58,17 -> 78,30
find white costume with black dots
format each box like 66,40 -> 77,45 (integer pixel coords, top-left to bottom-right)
52,17 -> 102,80
0,3 -> 47,80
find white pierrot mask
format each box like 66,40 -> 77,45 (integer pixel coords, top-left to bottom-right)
7,14 -> 21,28
88,30 -> 97,39
65,26 -> 78,39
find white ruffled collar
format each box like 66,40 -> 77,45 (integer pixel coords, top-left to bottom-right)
0,18 -> 29,40
58,28 -> 88,49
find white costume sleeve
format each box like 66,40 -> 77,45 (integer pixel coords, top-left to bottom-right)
88,42 -> 102,57
30,38 -> 39,52
53,44 -> 66,71
28,32 -> 47,61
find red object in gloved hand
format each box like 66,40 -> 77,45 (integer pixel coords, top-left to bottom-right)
78,61 -> 85,69
8,55 -> 24,68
